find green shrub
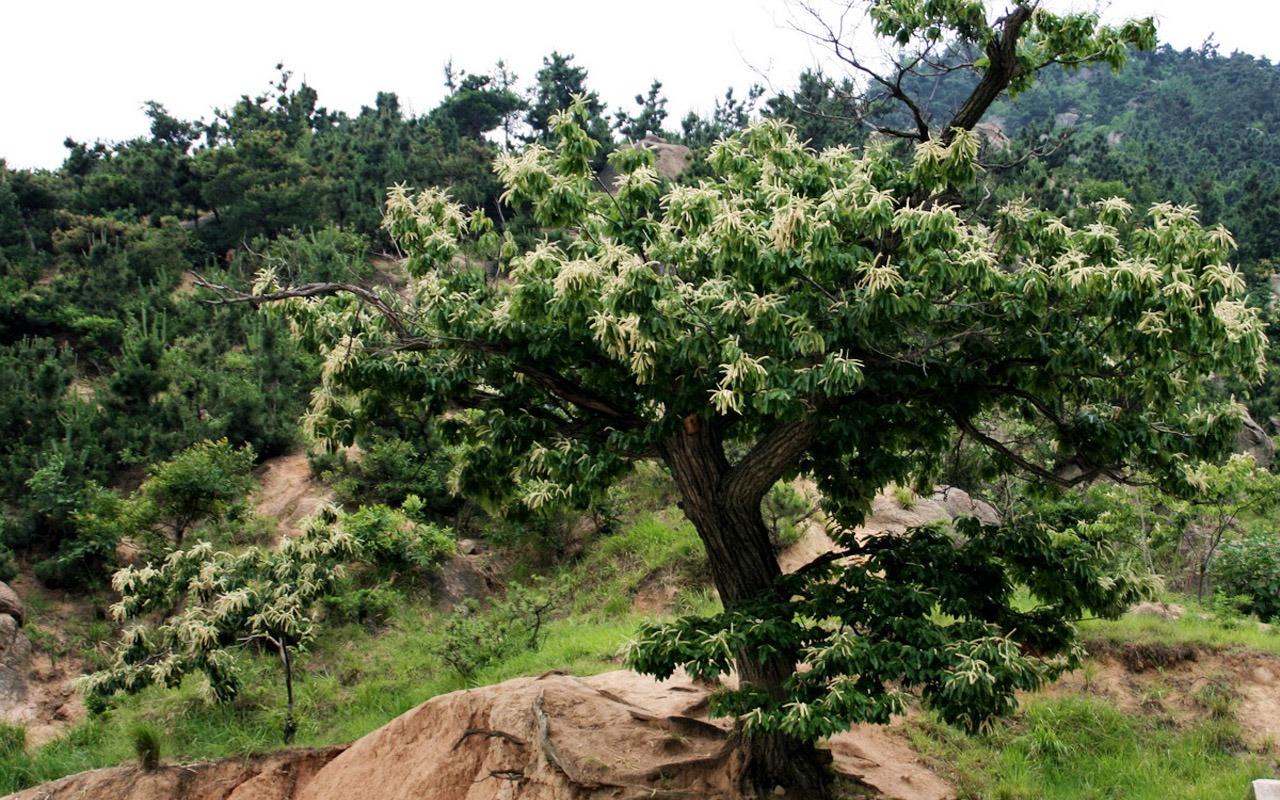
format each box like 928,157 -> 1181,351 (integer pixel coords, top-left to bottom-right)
1212,534 -> 1280,621
323,585 -> 405,629
329,436 -> 457,518
32,484 -> 125,591
434,579 -> 561,680
0,543 -> 16,583
763,482 -> 812,550
342,498 -> 455,581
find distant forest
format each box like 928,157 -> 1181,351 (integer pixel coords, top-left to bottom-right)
2,43 -> 1278,586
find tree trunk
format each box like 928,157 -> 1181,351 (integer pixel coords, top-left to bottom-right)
660,417 -> 832,797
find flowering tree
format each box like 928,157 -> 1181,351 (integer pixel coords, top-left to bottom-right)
221,3 -> 1265,794
80,510 -> 358,744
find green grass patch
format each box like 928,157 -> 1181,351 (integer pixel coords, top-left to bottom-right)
910,694 -> 1271,799
1081,604 -> 1280,657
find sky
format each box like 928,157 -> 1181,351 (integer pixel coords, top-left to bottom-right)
1,0 -> 1272,171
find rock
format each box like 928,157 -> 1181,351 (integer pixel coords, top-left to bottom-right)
433,554 -> 497,610
456,538 -> 480,555
861,485 -> 1000,536
0,581 -> 23,626
5,746 -> 344,800
1129,602 -> 1185,620
599,137 -> 692,192
0,612 -> 34,726
1248,779 -> 1280,800
12,670 -> 953,800
1233,410 -> 1275,469
972,120 -> 1010,151
296,671 -> 743,800
861,491 -> 951,535
932,486 -> 1001,526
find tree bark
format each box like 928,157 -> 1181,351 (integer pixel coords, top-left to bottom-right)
659,417 -> 832,797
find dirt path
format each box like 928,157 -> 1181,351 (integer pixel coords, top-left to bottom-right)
253,450 -> 341,539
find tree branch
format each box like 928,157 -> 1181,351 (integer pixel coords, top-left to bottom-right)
943,5 -> 1033,141
946,408 -> 1101,488
723,418 -> 816,505
194,276 -> 649,430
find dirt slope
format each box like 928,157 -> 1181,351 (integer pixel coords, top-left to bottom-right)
253,450 -> 337,538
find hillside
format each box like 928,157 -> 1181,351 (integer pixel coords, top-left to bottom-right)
5,470 -> 1280,799
4,9 -> 1280,799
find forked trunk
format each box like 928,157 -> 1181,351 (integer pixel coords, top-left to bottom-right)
660,419 -> 832,798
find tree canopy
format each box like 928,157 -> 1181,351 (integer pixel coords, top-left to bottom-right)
242,5 -> 1264,792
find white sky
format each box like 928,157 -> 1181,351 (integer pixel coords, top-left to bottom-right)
1,0 -> 1272,171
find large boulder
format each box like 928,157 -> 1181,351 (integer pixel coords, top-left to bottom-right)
9,671 -> 951,800
931,486 -> 1001,527
0,581 -> 22,626
294,670 -> 951,800
599,137 -> 692,192
858,485 -> 1001,537
0,580 -> 32,728
1233,409 -> 1275,469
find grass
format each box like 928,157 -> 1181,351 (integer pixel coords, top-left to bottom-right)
1080,602 -> 1280,657
910,694 -> 1272,799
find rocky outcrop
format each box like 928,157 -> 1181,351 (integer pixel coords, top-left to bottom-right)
7,671 -> 951,800
931,487 -> 1001,527
434,551 -> 499,611
859,486 -> 1001,537
599,137 -> 692,192
0,581 -> 32,729
5,746 -> 344,800
1233,409 -> 1275,469
0,582 -> 23,626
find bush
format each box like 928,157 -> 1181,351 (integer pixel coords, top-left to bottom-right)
342,498 -> 455,581
323,585 -> 405,629
32,483 -> 126,591
1213,534 -> 1280,621
434,579 -> 561,680
763,482 -> 812,550
0,543 -> 15,583
329,435 -> 457,517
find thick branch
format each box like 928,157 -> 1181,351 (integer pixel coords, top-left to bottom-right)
947,409 -> 1101,488
195,277 -> 648,430
723,418 -> 816,505
195,277 -> 417,340
943,5 -> 1033,141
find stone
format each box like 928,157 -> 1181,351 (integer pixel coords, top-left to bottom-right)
1129,602 -> 1185,620
1247,779 -> 1280,800
0,581 -> 23,626
0,613 -> 33,726
932,486 -> 1001,526
599,137 -> 692,192
433,555 -> 496,610
1233,410 -> 1275,469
